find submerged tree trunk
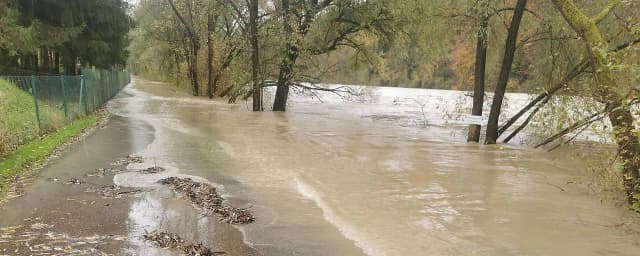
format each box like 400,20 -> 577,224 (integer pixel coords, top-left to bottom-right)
467,15 -> 488,143
497,62 -> 588,137
273,0 -> 295,112
551,0 -> 639,205
273,56 -> 295,111
484,0 -> 528,144
497,37 -> 639,139
249,0 -> 262,111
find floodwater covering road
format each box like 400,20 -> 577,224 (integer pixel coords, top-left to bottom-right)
2,77 -> 640,255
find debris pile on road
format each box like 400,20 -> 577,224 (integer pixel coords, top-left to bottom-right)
110,155 -> 144,166
95,185 -> 142,198
140,166 -> 165,174
64,178 -> 84,185
216,206 -> 255,225
86,168 -> 123,178
0,222 -> 124,255
159,177 -> 255,224
143,231 -> 224,256
143,231 -> 184,248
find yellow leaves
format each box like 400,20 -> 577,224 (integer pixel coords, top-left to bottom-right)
450,39 -> 474,90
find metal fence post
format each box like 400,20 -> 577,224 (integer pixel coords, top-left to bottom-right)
60,76 -> 69,119
79,75 -> 86,115
31,75 -> 41,132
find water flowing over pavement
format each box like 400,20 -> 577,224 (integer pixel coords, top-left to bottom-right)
2,77 -> 640,255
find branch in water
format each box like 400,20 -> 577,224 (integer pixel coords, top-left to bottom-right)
497,36 -> 640,138
534,110 -> 606,149
259,80 -> 360,102
534,98 -> 640,149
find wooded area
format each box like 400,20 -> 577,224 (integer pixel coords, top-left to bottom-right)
126,0 -> 640,208
0,0 -> 131,75
4,2 -> 640,254
1,0 -> 639,209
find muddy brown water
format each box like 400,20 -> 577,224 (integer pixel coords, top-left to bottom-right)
2,77 -> 640,255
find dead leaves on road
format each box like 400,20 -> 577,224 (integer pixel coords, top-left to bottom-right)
159,177 -> 255,224
143,231 -> 225,256
110,155 -> 143,166
140,166 -> 165,174
0,223 -> 123,256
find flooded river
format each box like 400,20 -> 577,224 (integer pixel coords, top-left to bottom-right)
107,78 -> 639,256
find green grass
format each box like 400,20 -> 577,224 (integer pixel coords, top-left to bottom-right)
0,78 -> 97,191
0,116 -> 97,187
0,78 -> 66,155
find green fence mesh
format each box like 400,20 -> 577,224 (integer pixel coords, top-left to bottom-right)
2,68 -> 131,133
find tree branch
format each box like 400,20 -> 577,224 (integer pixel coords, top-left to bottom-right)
497,36 -> 640,137
592,0 -> 621,24
166,0 -> 197,43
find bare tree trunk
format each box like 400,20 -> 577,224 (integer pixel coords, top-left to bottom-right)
484,0 -> 528,144
207,12 -> 216,99
190,44 -> 200,96
52,51 -> 60,74
249,0 -> 262,111
167,0 -> 200,96
41,47 -> 50,73
64,53 -> 76,75
29,54 -> 38,71
467,15 -> 488,143
174,51 -> 181,87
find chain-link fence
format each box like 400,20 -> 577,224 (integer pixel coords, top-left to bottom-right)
2,68 -> 131,133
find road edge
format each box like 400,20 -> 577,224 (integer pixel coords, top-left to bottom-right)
0,108 -> 111,205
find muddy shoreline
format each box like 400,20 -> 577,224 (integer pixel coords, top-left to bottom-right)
0,107 -> 260,255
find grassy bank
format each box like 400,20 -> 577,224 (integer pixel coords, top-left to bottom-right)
0,78 -> 65,155
0,78 -> 98,190
0,116 -> 97,187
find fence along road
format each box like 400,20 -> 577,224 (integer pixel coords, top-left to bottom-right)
3,69 -> 131,132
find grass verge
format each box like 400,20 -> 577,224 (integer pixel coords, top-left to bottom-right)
0,116 -> 97,189
0,78 -> 65,155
